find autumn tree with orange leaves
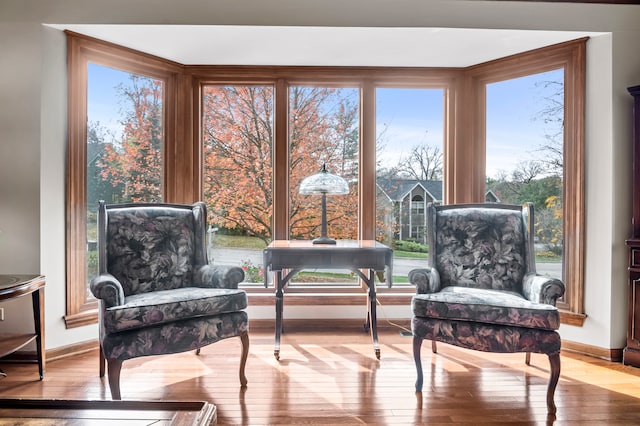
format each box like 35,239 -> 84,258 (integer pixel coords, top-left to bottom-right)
94,79 -> 381,244
98,75 -> 163,203
202,86 -> 359,242
202,86 -> 274,241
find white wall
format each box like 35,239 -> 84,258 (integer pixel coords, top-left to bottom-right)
0,22 -> 45,335
1,0 -> 640,353
569,33 -> 616,348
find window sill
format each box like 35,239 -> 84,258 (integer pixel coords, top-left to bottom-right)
64,308 -> 98,328
245,285 -> 414,306
559,310 -> 587,327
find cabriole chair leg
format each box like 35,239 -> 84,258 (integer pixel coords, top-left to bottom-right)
547,352 -> 561,415
413,335 -> 424,392
239,331 -> 249,387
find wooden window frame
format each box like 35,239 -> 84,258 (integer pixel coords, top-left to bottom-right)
65,32 -> 587,327
64,32 -> 182,327
462,38 -> 587,324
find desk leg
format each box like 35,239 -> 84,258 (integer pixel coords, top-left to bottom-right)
31,287 -> 45,380
274,271 -> 284,360
365,269 -> 381,360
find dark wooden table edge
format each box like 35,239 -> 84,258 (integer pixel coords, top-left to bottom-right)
0,398 -> 216,425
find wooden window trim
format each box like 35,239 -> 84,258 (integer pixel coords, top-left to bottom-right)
462,38 -> 587,320
65,33 -> 587,328
64,32 -> 183,327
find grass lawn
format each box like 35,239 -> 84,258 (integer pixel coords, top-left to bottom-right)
296,271 -> 409,284
212,234 -> 267,249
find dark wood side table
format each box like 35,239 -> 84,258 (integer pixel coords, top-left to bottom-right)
0,274 -> 45,379
0,399 -> 216,425
625,84 -> 640,367
263,240 -> 393,360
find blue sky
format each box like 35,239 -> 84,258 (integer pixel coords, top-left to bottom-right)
486,69 -> 563,178
87,63 -> 131,140
88,62 -> 562,179
375,88 -> 444,171
375,69 -> 563,178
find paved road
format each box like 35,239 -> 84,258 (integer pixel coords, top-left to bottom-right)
210,247 -> 563,280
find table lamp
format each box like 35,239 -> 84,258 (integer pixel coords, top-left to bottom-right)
299,164 -> 349,244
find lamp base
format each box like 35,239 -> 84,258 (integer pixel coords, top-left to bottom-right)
312,236 -> 337,245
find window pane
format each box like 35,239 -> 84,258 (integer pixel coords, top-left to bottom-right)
86,63 -> 164,297
289,86 -> 360,286
375,88 -> 444,286
202,85 -> 274,284
485,69 -> 564,280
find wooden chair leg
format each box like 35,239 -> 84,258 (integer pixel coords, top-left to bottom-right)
239,331 -> 249,387
431,340 -> 437,354
99,346 -> 106,378
413,336 -> 424,392
106,358 -> 123,400
525,352 -> 531,365
546,352 -> 561,415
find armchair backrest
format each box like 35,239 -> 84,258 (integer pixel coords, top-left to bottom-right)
97,201 -> 209,296
427,202 -> 535,293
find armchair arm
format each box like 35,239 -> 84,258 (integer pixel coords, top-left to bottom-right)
408,267 -> 441,294
522,273 -> 565,306
90,274 -> 125,308
195,264 -> 245,289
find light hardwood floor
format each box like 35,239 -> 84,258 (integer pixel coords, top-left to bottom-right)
2,324 -> 640,425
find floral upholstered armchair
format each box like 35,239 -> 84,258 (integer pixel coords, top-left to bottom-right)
409,203 -> 565,414
90,201 -> 249,400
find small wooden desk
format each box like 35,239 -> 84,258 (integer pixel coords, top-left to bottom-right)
0,274 -> 45,379
263,240 -> 393,360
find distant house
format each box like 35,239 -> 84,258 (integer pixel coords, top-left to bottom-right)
484,189 -> 500,203
376,178 -> 500,244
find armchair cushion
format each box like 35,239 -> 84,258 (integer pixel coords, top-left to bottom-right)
412,286 -> 560,331
103,287 -> 248,333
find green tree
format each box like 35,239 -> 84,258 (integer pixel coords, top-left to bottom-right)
516,175 -> 562,211
536,195 -> 563,255
86,121 -> 124,211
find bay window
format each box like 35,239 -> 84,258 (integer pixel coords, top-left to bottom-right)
66,32 -> 586,326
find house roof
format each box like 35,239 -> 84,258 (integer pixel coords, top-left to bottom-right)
376,178 -> 443,203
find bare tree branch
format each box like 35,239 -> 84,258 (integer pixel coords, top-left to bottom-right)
395,145 -> 443,180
